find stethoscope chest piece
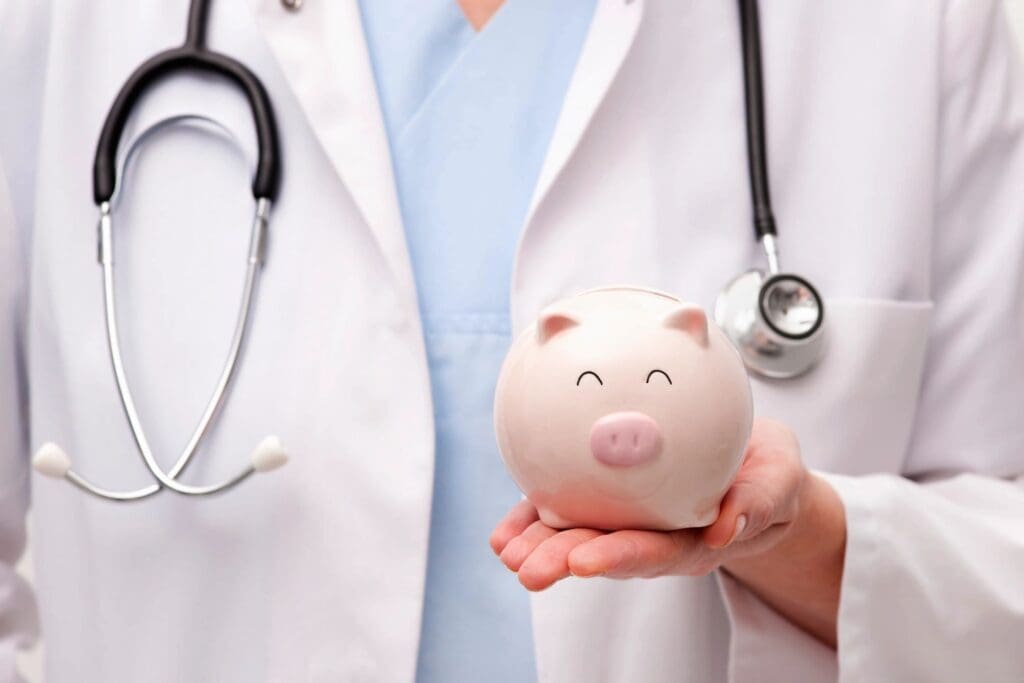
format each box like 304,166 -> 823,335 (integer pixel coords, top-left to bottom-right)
715,267 -> 825,379
714,0 -> 827,381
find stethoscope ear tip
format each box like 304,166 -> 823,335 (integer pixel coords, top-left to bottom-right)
33,442 -> 72,479
251,435 -> 288,473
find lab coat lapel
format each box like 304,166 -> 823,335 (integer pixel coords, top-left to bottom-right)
251,0 -> 414,293
524,0 -> 645,223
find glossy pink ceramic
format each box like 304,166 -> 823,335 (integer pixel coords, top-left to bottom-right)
494,287 -> 753,530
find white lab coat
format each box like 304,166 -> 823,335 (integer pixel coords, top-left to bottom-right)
0,0 -> 1022,681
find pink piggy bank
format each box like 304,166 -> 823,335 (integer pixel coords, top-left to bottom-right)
494,287 -> 753,530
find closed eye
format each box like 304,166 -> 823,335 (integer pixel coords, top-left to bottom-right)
646,369 -> 672,385
576,371 -> 603,386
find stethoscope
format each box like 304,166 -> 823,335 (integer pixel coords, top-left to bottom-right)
32,0 -> 289,500
714,0 -> 826,378
31,0 -> 824,501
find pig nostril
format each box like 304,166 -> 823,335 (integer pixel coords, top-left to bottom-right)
611,433 -> 617,445
633,433 -> 639,448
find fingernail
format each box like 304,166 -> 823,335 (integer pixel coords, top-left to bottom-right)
568,550 -> 604,577
728,515 -> 747,545
499,541 -> 522,570
570,566 -> 603,578
569,560 -> 599,577
570,568 -> 605,578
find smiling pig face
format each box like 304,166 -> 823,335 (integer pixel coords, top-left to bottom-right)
494,288 -> 753,530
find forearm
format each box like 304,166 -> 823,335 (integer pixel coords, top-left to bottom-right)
721,473 -> 846,647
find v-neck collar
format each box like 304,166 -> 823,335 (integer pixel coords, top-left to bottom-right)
251,0 -> 645,311
359,0 -> 479,142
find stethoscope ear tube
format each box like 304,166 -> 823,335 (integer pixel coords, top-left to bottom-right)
91,16 -> 281,204
41,0 -> 289,501
33,198 -> 288,500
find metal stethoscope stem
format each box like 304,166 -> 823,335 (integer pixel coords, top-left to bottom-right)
761,233 -> 780,275
97,198 -> 261,496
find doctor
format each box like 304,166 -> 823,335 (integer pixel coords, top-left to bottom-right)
0,0 -> 1023,682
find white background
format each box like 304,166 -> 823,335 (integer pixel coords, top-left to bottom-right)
14,4 -> 1024,680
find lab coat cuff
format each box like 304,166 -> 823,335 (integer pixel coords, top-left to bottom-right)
715,572 -> 836,683
812,469 -> 895,682
0,639 -> 26,683
716,470 -> 897,683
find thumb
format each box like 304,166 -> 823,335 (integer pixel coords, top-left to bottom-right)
702,483 -> 772,549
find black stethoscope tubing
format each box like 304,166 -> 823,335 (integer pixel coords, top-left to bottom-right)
92,0 -> 282,205
738,0 -> 777,243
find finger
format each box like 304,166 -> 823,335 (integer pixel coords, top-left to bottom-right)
568,529 -> 701,579
517,528 -> 605,592
490,499 -> 540,556
500,520 -> 558,572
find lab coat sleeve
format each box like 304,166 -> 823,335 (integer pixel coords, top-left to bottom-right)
0,164 -> 36,683
0,1 -> 51,680
722,2 -> 1024,682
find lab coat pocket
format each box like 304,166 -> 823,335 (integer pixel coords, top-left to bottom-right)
749,298 -> 934,476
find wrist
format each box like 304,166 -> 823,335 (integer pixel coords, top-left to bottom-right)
780,472 -> 846,563
725,472 -> 845,571
720,472 -> 846,647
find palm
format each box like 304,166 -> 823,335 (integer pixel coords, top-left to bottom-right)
490,418 -> 806,590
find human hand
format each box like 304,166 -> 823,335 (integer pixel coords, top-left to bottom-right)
490,418 -> 809,590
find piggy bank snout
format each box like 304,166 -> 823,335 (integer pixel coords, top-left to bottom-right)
589,412 -> 663,467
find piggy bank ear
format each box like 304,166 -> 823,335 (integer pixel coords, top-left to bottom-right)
537,308 -> 580,344
663,305 -> 709,346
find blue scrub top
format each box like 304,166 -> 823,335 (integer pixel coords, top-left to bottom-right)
358,1 -> 596,681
